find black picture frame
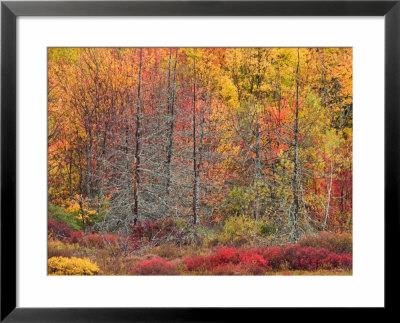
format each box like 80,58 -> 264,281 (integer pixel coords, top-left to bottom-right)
1,0 -> 399,321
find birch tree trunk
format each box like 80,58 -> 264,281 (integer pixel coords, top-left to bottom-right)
323,161 -> 334,230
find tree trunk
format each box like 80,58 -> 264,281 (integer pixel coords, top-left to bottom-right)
96,128 -> 107,214
133,48 -> 143,222
68,150 -> 73,199
192,57 -> 199,225
166,48 -> 178,196
254,121 -> 261,220
291,48 -> 300,243
323,161 -> 333,230
85,142 -> 92,202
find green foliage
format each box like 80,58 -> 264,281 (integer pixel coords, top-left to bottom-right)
173,218 -> 186,229
197,226 -> 219,247
48,203 -> 82,230
259,222 -> 277,237
223,186 -> 252,217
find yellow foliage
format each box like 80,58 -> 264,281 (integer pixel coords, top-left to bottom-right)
48,256 -> 100,275
65,200 -> 80,213
219,216 -> 258,246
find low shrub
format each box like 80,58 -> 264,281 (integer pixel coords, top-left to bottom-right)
183,244 -> 352,274
184,255 -> 207,271
48,219 -> 73,240
275,244 -> 352,271
184,247 -> 270,275
238,249 -> 269,267
79,233 -> 105,249
206,262 -> 267,275
154,245 -> 180,259
283,245 -> 331,270
322,253 -> 352,269
208,247 -> 239,267
262,246 -> 285,270
70,230 -> 84,243
208,263 -> 244,275
48,256 -> 100,275
48,240 -> 75,258
129,218 -> 185,247
299,232 -> 352,254
131,258 -> 177,275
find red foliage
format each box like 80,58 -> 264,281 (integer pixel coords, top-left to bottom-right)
184,255 -> 206,271
184,244 -> 352,274
282,245 -> 331,270
48,219 -> 73,240
277,244 -> 352,271
103,233 -> 118,246
322,253 -> 352,269
129,218 -> 184,247
238,250 -> 269,268
184,247 -> 270,275
131,258 -> 177,275
262,246 -> 285,269
299,232 -> 352,254
69,230 -> 83,243
79,233 -> 104,248
208,247 -> 239,267
76,232 -> 120,249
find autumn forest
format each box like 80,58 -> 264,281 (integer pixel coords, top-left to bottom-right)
48,48 -> 352,275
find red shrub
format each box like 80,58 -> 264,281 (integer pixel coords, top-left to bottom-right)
287,246 -> 331,270
299,232 -> 352,254
79,233 -> 104,248
237,249 -> 270,275
69,230 -> 83,243
183,248 -> 240,273
131,258 -> 177,275
184,247 -> 270,275
129,218 -> 185,248
261,246 -> 285,270
271,244 -> 352,271
48,219 -> 73,240
130,223 -> 145,241
102,233 -> 118,246
184,255 -> 206,271
75,232 -> 121,249
208,247 -> 239,267
338,254 -> 352,269
239,251 -> 268,267
322,253 -> 352,269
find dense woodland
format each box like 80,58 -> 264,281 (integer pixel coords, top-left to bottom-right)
48,48 -> 352,275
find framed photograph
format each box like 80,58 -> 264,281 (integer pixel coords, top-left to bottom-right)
1,0 -> 398,321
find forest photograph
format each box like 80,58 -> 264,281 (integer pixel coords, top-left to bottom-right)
48,47 -> 352,276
